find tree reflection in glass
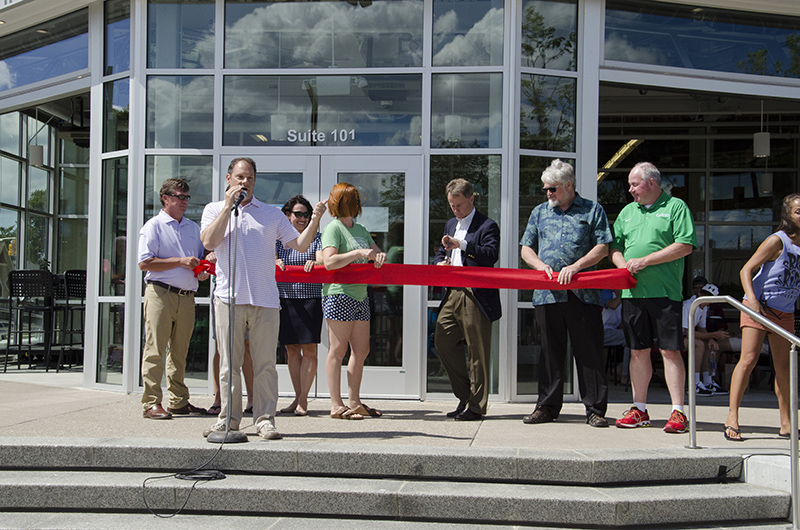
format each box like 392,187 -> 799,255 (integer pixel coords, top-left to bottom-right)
520,75 -> 576,152
520,0 -> 576,71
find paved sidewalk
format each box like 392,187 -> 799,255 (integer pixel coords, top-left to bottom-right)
0,367 -> 793,452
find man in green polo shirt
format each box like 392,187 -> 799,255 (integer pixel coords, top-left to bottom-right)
609,162 -> 697,434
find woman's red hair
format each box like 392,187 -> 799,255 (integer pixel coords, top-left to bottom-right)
328,182 -> 362,218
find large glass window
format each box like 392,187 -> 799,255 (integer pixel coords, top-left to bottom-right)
144,156 -> 212,222
0,112 -> 57,274
0,157 -> 21,206
520,75 -> 576,151
598,84 -> 800,311
25,213 -> 50,270
100,158 -> 128,297
605,0 -> 800,79
0,113 -> 21,156
431,73 -> 503,148
148,0 -> 215,69
0,9 -> 89,93
223,74 -> 422,146
28,166 -> 51,214
708,171 -> 793,223
225,0 -> 423,69
106,0 -> 131,75
144,156 -> 212,296
433,0 -> 504,67
97,302 -> 125,385
520,0 -> 577,71
58,133 -> 89,274
708,224 -> 774,301
146,76 -> 214,149
104,79 -> 130,153
182,304 -> 211,389
57,230 -> 87,274
0,208 -> 19,299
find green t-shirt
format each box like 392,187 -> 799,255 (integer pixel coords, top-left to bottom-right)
321,219 -> 375,301
611,192 -> 697,302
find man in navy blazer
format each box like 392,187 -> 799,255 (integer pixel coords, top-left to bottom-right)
433,178 -> 502,421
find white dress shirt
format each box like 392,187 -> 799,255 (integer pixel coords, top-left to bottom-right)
450,207 -> 476,267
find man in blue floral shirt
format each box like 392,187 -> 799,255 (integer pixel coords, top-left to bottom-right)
519,159 -> 613,428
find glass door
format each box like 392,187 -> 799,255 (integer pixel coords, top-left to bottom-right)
244,155 -> 423,399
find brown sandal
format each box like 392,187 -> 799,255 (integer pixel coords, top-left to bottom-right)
330,406 -> 349,419
350,403 -> 382,417
341,408 -> 364,420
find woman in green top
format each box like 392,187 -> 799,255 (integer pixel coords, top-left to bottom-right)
321,182 -> 386,420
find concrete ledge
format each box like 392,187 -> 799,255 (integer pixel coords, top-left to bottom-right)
0,471 -> 788,526
744,454 -> 793,493
0,438 -> 746,485
0,512 -> 795,530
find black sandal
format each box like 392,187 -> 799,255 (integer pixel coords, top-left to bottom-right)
724,425 -> 744,442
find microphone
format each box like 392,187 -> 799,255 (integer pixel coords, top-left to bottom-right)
230,190 -> 247,211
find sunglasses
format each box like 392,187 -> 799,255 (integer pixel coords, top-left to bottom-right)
169,194 -> 191,201
542,187 -> 559,194
291,211 -> 311,218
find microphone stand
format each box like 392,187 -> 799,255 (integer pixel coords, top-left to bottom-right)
207,200 -> 248,444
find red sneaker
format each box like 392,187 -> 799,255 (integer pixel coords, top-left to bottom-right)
614,406 -> 650,428
663,409 -> 688,433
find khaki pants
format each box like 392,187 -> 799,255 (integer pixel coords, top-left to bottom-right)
213,299 -> 279,432
141,284 -> 195,411
434,288 -> 492,415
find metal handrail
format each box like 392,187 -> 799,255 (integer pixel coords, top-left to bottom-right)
686,294 -> 800,529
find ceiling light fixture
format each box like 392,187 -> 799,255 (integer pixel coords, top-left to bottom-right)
754,100 -> 770,158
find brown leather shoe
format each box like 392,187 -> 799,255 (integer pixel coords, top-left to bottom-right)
522,408 -> 554,424
143,404 -> 172,420
167,403 -> 207,415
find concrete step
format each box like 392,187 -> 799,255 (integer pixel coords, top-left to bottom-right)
0,513 -> 792,530
0,470 -> 789,527
0,438 -> 791,528
0,437 -> 747,485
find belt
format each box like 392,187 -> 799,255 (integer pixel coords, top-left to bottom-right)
147,280 -> 194,296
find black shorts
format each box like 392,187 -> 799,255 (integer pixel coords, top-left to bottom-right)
621,298 -> 683,351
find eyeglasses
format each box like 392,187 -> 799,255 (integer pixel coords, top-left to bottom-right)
169,194 -> 191,201
291,211 -> 311,218
542,186 -> 559,194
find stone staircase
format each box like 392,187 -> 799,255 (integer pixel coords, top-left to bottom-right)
0,437 -> 791,528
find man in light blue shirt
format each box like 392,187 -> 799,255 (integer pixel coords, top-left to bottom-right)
138,178 -> 210,420
519,159 -> 613,427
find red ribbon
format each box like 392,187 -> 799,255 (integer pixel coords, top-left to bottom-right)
275,263 -> 635,290
193,260 -> 216,277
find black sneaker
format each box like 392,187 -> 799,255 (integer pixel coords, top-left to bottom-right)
708,382 -> 728,395
696,383 -> 713,396
586,412 -> 609,427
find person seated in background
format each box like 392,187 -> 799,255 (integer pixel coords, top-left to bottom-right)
715,328 -> 772,389
682,280 -> 729,396
704,285 -> 732,389
601,289 -> 629,385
